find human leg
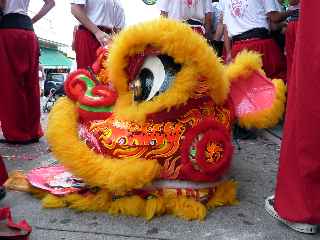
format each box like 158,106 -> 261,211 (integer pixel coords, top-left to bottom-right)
74,28 -> 101,69
231,38 -> 286,79
267,0 -> 320,232
0,29 -> 42,142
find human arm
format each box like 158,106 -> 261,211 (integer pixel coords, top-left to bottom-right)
31,0 -> 55,24
213,13 -> 224,41
219,1 -> 232,62
71,25 -> 78,51
0,0 -> 5,11
269,19 -> 287,32
203,0 -> 213,41
267,10 -> 296,23
265,0 -> 297,23
114,3 -> 125,33
0,0 -> 5,18
223,26 -> 232,63
204,12 -> 212,42
71,3 -> 109,46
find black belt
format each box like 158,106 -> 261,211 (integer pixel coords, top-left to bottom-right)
184,19 -> 203,26
0,13 -> 33,31
78,25 -> 112,34
232,28 -> 270,42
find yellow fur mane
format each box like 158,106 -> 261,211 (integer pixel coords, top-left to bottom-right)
105,18 -> 230,122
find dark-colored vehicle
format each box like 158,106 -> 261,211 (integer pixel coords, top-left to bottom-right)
44,73 -> 66,97
43,73 -> 67,113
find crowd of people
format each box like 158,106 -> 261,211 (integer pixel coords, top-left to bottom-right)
158,0 -> 299,82
0,0 -> 319,235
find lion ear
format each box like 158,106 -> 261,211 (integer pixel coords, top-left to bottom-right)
226,51 -> 287,129
225,50 -> 263,82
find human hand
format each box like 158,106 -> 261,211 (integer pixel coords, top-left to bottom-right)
94,29 -> 111,46
204,31 -> 213,44
281,22 -> 288,34
225,52 -> 232,64
71,40 -> 75,51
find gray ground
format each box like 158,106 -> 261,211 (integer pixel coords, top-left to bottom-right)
0,110 -> 317,240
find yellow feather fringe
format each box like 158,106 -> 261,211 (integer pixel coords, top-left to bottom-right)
165,197 -> 207,221
46,98 -> 161,193
207,180 -> 239,208
39,180 -> 237,221
106,18 -> 229,122
225,50 -> 264,82
238,79 -> 287,129
42,194 -> 66,208
109,196 -> 145,217
145,197 -> 166,220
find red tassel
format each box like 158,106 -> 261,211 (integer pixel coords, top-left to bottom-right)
0,207 -> 32,240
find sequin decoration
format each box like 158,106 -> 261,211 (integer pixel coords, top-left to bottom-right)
79,98 -> 233,181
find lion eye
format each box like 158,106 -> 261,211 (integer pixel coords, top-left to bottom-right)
132,55 -> 181,102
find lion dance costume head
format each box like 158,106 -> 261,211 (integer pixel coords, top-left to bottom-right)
26,19 -> 286,220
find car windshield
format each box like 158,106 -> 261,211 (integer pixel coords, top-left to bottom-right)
49,74 -> 64,82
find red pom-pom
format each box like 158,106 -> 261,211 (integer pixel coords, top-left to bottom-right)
64,69 -> 92,101
180,119 -> 233,182
65,69 -> 117,107
79,85 -> 117,107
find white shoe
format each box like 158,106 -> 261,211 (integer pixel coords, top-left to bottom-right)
265,195 -> 318,234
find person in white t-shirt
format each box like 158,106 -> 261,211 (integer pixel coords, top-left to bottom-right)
158,0 -> 212,40
221,0 -> 296,79
70,0 -> 125,69
0,0 -> 55,144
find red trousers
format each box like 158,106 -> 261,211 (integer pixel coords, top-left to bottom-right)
0,156 -> 8,186
274,1 -> 320,224
232,38 -> 286,80
0,29 -> 43,141
285,20 -> 298,84
74,28 -> 100,69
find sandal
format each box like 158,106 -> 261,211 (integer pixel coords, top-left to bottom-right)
0,138 -> 39,145
0,208 -> 32,239
265,195 -> 318,234
0,187 -> 5,201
